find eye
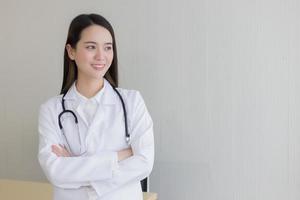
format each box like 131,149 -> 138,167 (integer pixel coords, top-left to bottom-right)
104,46 -> 113,51
86,45 -> 96,50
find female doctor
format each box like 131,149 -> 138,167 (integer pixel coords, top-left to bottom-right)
38,13 -> 154,200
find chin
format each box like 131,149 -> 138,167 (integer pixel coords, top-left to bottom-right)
92,74 -> 105,80
82,69 -> 109,80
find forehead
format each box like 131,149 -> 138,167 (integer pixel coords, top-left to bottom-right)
79,25 -> 113,43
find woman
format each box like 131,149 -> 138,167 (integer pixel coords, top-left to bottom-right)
38,13 -> 154,200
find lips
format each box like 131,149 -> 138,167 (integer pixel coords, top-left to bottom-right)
91,64 -> 106,70
92,64 -> 105,67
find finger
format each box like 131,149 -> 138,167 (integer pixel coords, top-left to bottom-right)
52,146 -> 62,157
61,148 -> 68,157
52,145 -> 65,157
63,148 -> 71,157
59,144 -> 71,157
63,145 -> 71,156
52,145 -> 62,153
59,144 -> 65,149
59,145 -> 69,156
63,149 -> 70,157
52,148 -> 62,157
51,145 -> 60,153
57,144 -> 68,157
53,148 -> 63,156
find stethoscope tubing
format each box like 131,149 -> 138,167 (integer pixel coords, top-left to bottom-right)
58,81 -> 130,155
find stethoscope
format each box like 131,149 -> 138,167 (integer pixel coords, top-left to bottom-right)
57,80 -> 130,155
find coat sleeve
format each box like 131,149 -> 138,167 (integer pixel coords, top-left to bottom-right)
90,91 -> 155,197
38,102 -> 118,189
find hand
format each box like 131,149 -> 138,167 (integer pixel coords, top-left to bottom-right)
52,144 -> 71,157
117,147 -> 133,161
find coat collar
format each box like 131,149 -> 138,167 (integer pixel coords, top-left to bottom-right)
63,79 -> 119,105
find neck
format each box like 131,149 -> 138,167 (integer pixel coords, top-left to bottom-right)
76,77 -> 104,99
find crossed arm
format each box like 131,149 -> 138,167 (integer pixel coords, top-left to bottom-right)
51,144 -> 133,161
39,91 -> 154,197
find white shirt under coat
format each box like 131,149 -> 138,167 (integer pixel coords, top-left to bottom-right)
38,79 -> 155,200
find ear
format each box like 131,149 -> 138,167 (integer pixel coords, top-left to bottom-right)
66,44 -> 75,60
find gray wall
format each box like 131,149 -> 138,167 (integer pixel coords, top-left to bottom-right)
1,0 -> 300,199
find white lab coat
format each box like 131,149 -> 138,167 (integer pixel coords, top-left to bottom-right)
38,79 -> 154,200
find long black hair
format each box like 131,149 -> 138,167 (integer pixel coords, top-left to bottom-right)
60,14 -> 118,94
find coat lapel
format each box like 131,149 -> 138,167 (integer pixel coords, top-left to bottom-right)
76,104 -> 89,128
63,84 -> 89,128
84,79 -> 119,141
63,79 -> 120,145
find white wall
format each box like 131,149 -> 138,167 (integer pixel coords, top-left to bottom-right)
1,0 -> 300,199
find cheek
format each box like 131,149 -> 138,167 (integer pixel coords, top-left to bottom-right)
75,54 -> 92,71
108,53 -> 114,64
77,52 -> 92,62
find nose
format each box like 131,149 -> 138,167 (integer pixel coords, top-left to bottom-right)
94,48 -> 104,60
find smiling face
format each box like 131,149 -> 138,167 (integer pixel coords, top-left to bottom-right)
66,25 -> 114,82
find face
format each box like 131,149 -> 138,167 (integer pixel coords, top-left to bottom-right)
66,25 -> 114,81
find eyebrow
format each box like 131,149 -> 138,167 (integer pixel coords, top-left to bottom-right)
84,41 -> 113,45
